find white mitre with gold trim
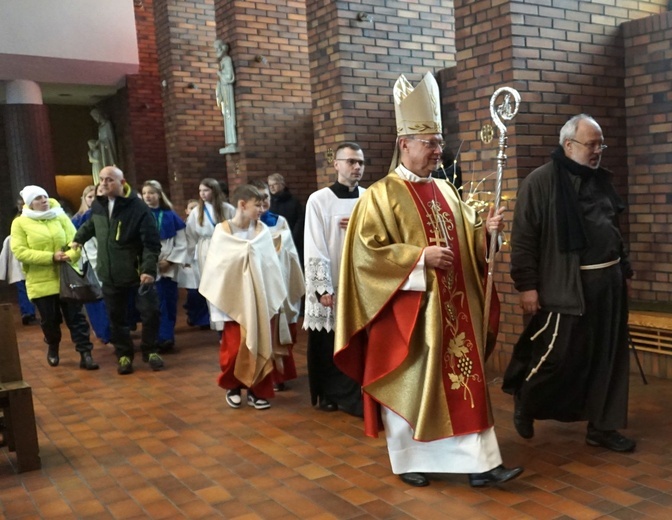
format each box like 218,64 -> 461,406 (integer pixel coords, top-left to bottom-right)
389,72 -> 442,170
394,72 -> 442,136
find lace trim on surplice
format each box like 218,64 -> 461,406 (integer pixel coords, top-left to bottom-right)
304,257 -> 334,331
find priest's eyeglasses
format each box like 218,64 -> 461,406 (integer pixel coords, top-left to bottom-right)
409,137 -> 445,150
570,139 -> 607,152
336,158 -> 365,166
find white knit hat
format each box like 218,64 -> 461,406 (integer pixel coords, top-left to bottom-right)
19,185 -> 48,207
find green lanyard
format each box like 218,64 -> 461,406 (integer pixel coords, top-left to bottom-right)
153,209 -> 163,232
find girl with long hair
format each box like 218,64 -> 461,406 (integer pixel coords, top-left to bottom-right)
184,178 -> 235,330
72,184 -> 110,344
141,180 -> 189,352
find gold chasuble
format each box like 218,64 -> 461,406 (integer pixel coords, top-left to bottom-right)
335,168 -> 500,442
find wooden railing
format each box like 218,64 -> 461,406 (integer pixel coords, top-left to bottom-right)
0,303 -> 41,472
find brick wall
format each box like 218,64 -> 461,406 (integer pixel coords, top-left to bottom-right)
153,0 -> 226,210
452,0 -> 669,373
305,0 -> 457,189
116,0 -> 169,193
214,0 -> 315,202
436,66 -> 460,160
623,11 -> 672,304
452,0 -> 522,373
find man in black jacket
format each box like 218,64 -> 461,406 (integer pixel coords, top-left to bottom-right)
72,166 -> 164,375
268,173 -> 304,262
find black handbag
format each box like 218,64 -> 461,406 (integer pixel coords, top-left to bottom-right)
59,257 -> 103,303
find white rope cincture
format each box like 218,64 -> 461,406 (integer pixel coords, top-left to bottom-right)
525,312 -> 561,382
530,311 -> 553,341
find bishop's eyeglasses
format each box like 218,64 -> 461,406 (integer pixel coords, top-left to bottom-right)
408,137 -> 445,150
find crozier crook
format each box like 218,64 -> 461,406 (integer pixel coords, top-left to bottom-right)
482,87 -> 521,346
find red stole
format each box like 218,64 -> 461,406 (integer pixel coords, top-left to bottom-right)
405,181 -> 490,435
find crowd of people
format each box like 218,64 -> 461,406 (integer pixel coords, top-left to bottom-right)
5,169 -> 307,380
3,72 -> 636,490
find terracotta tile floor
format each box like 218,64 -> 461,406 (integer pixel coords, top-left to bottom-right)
1,300 -> 672,519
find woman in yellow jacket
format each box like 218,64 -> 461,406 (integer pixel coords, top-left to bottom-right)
11,185 -> 98,370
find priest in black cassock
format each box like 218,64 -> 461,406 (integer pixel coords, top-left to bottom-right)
504,114 -> 635,453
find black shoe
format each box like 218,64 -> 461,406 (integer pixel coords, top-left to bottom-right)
157,340 -> 175,354
469,465 -> 524,487
399,472 -> 429,487
79,352 -> 100,370
586,428 -> 636,452
319,400 -> 338,412
273,382 -> 288,392
342,402 -> 365,418
513,397 -> 534,439
47,350 -> 60,367
22,314 -> 36,325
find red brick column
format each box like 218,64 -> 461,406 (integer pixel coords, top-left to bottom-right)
153,0 -> 225,209
116,0 -> 169,192
305,0 -> 457,187
437,66 -> 461,159
213,0 -> 315,201
451,0 -> 520,372
452,0 -> 669,371
623,11 -> 672,303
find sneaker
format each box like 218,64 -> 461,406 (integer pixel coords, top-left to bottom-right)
146,353 -> 164,371
247,393 -> 271,410
273,382 -> 288,392
226,389 -> 242,408
117,356 -> 134,375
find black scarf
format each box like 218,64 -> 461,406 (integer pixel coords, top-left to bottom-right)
551,146 -> 622,253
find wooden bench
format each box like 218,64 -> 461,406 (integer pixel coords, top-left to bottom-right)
0,303 -> 40,472
629,310 -> 672,356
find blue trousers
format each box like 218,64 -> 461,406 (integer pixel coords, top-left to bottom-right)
85,299 -> 111,343
16,280 -> 35,317
184,288 -> 210,327
156,277 -> 178,343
